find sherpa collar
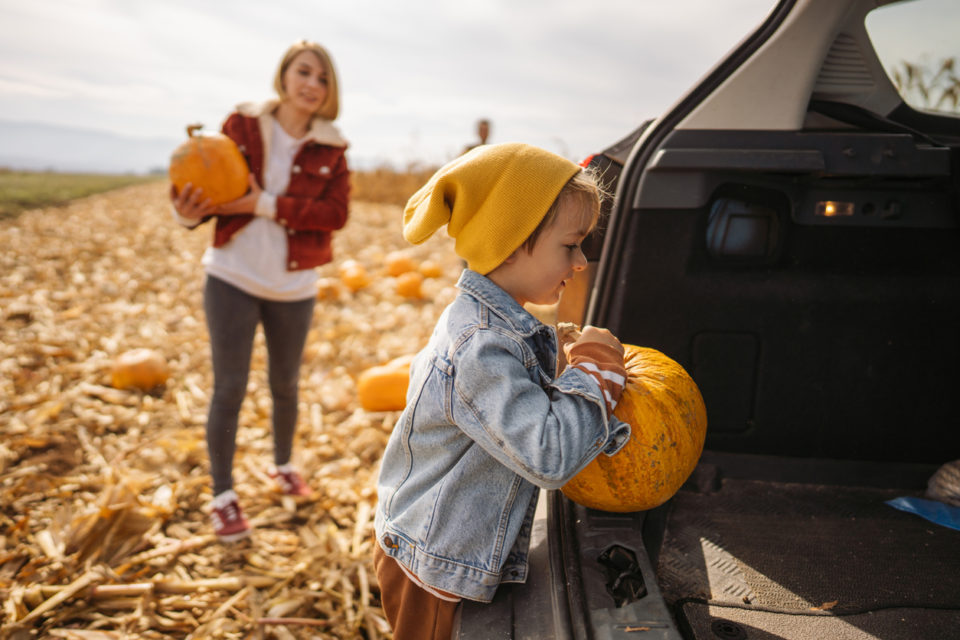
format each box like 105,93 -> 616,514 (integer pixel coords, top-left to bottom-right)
235,100 -> 348,148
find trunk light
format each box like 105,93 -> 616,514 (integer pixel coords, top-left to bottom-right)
816,201 -> 855,217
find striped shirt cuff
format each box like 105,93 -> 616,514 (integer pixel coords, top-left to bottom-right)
573,361 -> 626,411
566,341 -> 627,414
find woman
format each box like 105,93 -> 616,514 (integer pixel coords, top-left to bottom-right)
171,40 -> 349,542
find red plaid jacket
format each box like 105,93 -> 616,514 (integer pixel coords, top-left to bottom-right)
205,101 -> 350,271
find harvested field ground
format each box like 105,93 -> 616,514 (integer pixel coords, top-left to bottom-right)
0,182 -> 466,638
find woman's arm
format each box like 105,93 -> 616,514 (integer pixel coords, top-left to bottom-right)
207,174 -> 262,217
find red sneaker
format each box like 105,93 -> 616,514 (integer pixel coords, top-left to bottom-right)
270,466 -> 312,496
210,491 -> 251,542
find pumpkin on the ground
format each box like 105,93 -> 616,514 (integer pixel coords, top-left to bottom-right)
316,277 -> 341,301
110,348 -> 170,391
385,251 -> 418,277
357,354 -> 417,412
418,260 -> 444,279
560,333 -> 707,512
169,124 -> 249,205
338,260 -> 371,292
395,271 -> 424,299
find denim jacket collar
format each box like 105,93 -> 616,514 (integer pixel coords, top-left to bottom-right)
457,269 -> 551,340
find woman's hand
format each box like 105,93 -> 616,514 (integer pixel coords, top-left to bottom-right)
170,182 -> 215,220
211,174 -> 263,216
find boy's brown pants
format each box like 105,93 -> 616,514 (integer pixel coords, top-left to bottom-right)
374,545 -> 460,640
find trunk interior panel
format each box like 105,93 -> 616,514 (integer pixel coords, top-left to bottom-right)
599,128 -> 960,464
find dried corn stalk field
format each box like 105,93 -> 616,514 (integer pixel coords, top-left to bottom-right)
0,181 -> 466,639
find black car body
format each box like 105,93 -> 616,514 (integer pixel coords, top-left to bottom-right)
456,0 -> 960,637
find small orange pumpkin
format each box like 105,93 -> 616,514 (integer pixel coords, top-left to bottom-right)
110,348 -> 170,391
169,124 -> 249,205
395,271 -> 424,299
316,277 -> 341,301
385,251 -> 418,277
338,260 -> 371,292
357,354 -> 417,411
419,260 -> 444,279
561,344 -> 707,512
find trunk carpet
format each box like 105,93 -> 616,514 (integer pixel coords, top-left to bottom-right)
679,602 -> 960,640
656,476 -> 960,639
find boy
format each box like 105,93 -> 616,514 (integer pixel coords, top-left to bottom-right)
374,143 -> 631,639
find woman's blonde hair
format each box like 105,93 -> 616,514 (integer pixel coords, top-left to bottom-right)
273,40 -> 340,121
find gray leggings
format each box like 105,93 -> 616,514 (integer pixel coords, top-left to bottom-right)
203,275 -> 315,495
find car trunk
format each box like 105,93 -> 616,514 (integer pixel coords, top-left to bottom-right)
577,0 -> 960,635
456,0 -> 960,637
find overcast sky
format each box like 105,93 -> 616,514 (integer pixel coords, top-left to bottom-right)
0,0 -> 955,170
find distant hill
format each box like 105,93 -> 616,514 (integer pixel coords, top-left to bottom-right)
0,120 -> 179,175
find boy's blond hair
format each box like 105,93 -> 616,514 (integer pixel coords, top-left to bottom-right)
521,167 -> 606,252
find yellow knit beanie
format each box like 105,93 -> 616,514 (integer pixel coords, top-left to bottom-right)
403,143 -> 580,275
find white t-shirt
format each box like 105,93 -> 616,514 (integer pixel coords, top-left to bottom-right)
177,118 -> 318,301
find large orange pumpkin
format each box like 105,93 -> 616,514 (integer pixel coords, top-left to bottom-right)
169,124 -> 249,205
561,343 -> 707,512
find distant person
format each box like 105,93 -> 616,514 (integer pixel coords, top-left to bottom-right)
170,40 -> 350,542
462,118 -> 491,154
374,143 -> 629,639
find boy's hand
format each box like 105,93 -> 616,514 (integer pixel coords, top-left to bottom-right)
564,326 -> 625,361
559,323 -> 628,413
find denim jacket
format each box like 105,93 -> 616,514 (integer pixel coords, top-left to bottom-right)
374,269 -> 630,602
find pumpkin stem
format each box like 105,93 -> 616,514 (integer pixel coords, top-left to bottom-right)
557,322 -> 582,343
186,123 -> 204,138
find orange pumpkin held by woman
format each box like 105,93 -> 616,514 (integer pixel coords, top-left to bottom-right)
561,337 -> 707,512
169,124 -> 250,205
